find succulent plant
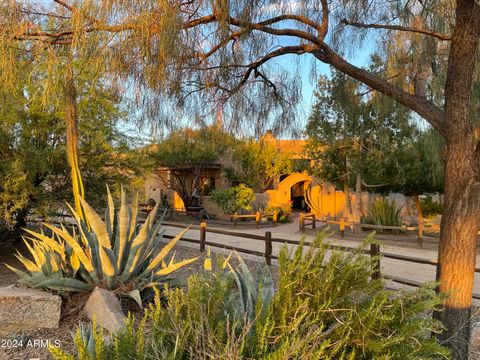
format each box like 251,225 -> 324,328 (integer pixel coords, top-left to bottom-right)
228,253 -> 274,323
6,187 -> 197,305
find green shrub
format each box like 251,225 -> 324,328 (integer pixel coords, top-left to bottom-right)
6,187 -> 197,304
265,203 -> 292,223
210,184 -> 255,214
420,196 -> 443,218
362,198 -> 403,232
51,234 -> 449,359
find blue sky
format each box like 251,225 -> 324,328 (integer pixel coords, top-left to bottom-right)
125,48 -> 374,144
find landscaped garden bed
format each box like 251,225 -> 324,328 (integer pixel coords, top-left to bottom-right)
0,241 -> 276,360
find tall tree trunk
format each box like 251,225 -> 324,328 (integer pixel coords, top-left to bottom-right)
65,67 -> 85,216
435,1 -> 480,358
353,173 -> 363,233
343,179 -> 353,220
414,193 -> 424,248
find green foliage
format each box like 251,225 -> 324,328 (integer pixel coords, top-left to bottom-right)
227,136 -> 293,192
396,130 -> 445,196
307,70 -> 414,190
265,204 -> 292,223
0,67 -> 144,234
6,188 -> 197,304
306,68 -> 444,198
53,234 -> 449,359
362,199 -> 403,231
421,196 -> 444,218
210,184 -> 255,214
150,126 -> 234,208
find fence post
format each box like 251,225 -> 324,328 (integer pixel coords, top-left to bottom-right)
233,212 -> 238,228
312,214 -> 316,229
256,211 -> 261,228
417,221 -> 423,249
265,231 -> 272,266
370,243 -> 381,280
200,222 -> 206,252
299,213 -> 305,232
273,209 -> 278,223
340,217 -> 345,237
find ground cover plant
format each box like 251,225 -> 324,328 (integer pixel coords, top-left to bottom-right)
50,234 -> 450,359
5,188 -> 197,305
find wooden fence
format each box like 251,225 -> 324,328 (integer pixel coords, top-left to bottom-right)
27,217 -> 480,299
160,221 -> 480,299
138,206 -> 278,228
299,213 -> 436,248
230,210 -> 278,228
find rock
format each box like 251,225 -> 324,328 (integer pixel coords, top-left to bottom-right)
471,322 -> 480,350
0,285 -> 61,335
84,287 -> 126,333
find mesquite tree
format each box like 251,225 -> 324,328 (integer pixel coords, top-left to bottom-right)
1,1 -> 479,357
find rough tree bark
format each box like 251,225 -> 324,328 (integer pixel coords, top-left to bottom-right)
434,1 -> 480,358
414,193 -> 424,248
353,173 -> 363,233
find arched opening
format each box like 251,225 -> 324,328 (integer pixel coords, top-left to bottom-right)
266,172 -> 313,211
291,181 -> 309,211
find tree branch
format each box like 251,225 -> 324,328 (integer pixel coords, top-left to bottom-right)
228,45 -> 308,95
341,19 -> 452,41
53,0 -> 74,12
310,44 -> 447,138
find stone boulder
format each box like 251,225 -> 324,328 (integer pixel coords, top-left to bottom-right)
84,287 -> 126,333
471,322 -> 480,349
0,285 -> 61,335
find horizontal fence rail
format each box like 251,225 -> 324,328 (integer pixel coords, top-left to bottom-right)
26,217 -> 480,300
298,212 -> 444,249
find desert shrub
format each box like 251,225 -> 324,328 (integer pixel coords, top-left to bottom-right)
265,203 -> 292,223
51,234 -> 449,359
6,188 -> 196,304
210,184 -> 255,214
362,198 -> 403,232
421,196 -> 443,218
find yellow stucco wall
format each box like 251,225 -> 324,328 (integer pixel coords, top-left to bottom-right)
266,172 -> 312,208
266,172 -> 351,220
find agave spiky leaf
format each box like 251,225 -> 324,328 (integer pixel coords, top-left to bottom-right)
126,289 -> 143,308
115,189 -> 130,271
105,185 -> 115,237
4,264 -> 30,280
129,192 -> 139,239
228,252 -> 274,324
14,252 -> 38,273
155,257 -> 198,276
6,188 -> 196,305
146,227 -> 189,272
80,198 -> 111,250
43,223 -> 99,283
35,278 -> 95,292
23,228 -> 64,258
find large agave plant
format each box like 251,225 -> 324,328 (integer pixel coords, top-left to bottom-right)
6,188 -> 197,305
228,253 -> 274,323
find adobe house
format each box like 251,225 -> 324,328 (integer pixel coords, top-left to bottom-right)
145,131 -> 416,222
